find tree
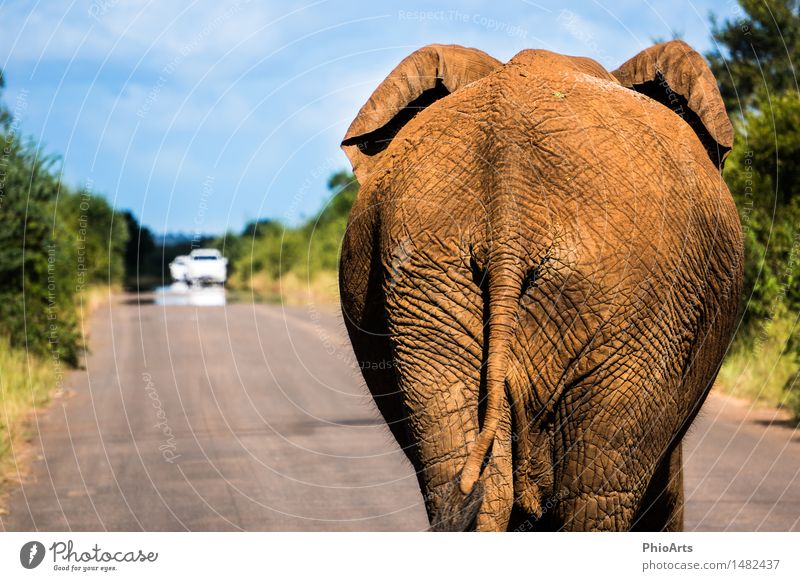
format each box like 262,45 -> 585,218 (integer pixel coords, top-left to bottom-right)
0,134 -> 81,364
230,171 -> 359,284
121,211 -> 156,286
722,84 -> 800,225
0,70 -> 129,364
707,0 -> 800,110
704,1 -> 800,340
0,70 -> 11,128
241,218 -> 278,238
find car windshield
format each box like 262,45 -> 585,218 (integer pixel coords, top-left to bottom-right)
193,256 -> 219,260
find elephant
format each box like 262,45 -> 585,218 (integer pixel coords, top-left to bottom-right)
338,41 -> 743,532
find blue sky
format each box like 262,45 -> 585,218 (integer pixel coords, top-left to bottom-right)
0,0 -> 730,235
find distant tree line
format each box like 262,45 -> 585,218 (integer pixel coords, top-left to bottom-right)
119,212 -> 217,291
195,171 -> 358,299
115,170 -> 357,305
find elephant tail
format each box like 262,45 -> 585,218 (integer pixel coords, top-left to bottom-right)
459,251 -> 523,497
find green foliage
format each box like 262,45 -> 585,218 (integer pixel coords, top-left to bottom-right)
784,369 -> 800,420
708,1 -> 800,416
0,71 -> 10,128
121,210 -> 156,288
718,308 -> 799,407
60,189 -> 129,286
0,121 -> 128,366
707,0 -> 800,109
725,91 -> 800,208
120,210 -> 231,290
722,91 -> 800,347
121,213 -> 209,290
304,171 -> 359,273
0,340 -> 57,484
230,170 -> 358,292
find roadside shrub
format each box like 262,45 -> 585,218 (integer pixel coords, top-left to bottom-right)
783,370 -> 800,422
228,171 -> 358,302
0,131 -> 128,366
718,309 -> 800,406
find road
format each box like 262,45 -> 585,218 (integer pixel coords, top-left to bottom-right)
1,289 -> 798,531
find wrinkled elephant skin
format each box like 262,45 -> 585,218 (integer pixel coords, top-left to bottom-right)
338,42 -> 743,531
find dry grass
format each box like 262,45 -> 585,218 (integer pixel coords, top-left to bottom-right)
277,271 -> 340,306
79,284 -> 117,315
0,343 -> 57,493
0,284 -> 113,508
234,270 -> 340,306
717,312 -> 800,413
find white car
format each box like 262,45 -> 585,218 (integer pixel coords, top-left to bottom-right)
169,255 -> 190,282
185,248 -> 227,285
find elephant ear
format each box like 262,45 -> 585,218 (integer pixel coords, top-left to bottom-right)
341,44 -> 502,182
612,40 -> 733,169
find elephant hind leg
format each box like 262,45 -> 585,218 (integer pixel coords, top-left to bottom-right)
631,442 -> 684,531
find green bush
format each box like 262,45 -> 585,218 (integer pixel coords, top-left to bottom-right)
722,91 -> 800,338
718,309 -> 800,405
708,1 -> 800,411
0,130 -> 128,366
784,370 -> 800,421
230,171 -> 358,296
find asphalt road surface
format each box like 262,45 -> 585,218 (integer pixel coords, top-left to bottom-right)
2,289 -> 798,531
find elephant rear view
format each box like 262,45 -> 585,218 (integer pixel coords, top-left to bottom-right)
338,41 -> 742,531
